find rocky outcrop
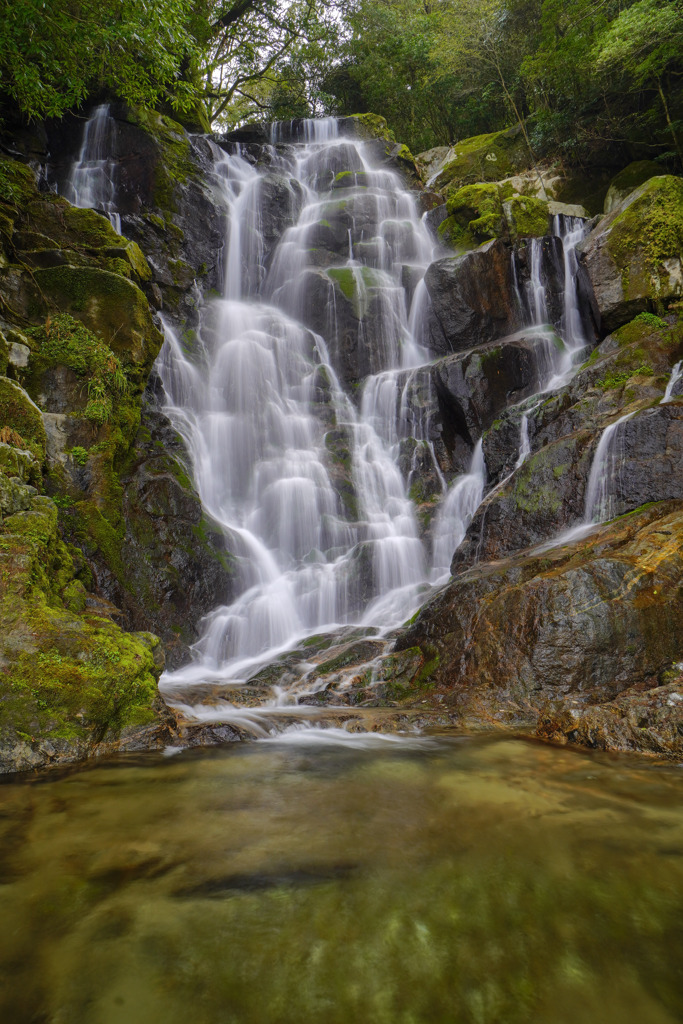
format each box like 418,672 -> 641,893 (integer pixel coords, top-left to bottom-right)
453,313 -> 682,567
603,160 -> 663,213
117,395 -> 236,668
431,125 -> 530,192
0,107 -> 240,770
437,181 -> 587,253
393,501 -> 683,743
579,175 -> 683,333
46,105 -> 228,320
424,238 -> 569,353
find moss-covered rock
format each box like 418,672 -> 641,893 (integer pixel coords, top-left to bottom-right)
440,183 -> 505,251
604,161 -> 663,214
0,331 -> 8,376
433,125 -> 529,192
503,194 -> 550,241
31,266 -> 162,379
344,113 -> 396,142
0,377 -> 46,455
580,175 -> 683,332
0,491 -> 166,772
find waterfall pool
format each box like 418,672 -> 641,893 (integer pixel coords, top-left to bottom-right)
1,735 -> 681,1023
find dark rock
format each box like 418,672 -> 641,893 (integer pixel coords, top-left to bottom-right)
115,401 -> 237,668
394,502 -> 683,747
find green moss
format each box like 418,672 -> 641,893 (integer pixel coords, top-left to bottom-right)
504,195 -> 549,240
442,182 -> 505,251
31,265 -> 162,381
396,143 -> 415,163
434,125 -> 528,191
607,176 -> 683,304
607,161 -> 662,198
26,314 -> 130,426
0,377 -> 46,454
0,158 -> 38,205
349,113 -> 395,142
327,266 -> 383,317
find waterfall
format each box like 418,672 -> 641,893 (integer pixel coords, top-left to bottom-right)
510,216 -> 589,397
515,414 -> 531,469
583,412 -> 634,524
553,215 -> 588,357
63,105 -> 121,233
663,361 -> 683,403
430,441 -> 486,582
157,119 -> 440,693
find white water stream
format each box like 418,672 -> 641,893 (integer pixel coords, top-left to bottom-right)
63,104 -> 121,233
157,120 -> 438,699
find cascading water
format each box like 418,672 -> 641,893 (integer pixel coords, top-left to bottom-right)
583,411 -> 635,524
663,360 -> 683,403
430,441 -> 485,582
59,111 -> 596,731
63,104 -> 121,233
157,120 -> 439,715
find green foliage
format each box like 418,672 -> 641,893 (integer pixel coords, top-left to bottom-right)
69,446 -> 89,467
0,0 -> 201,121
26,314 -> 129,426
318,0 -> 682,170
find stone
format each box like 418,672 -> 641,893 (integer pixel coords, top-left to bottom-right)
393,502 -> 683,749
503,195 -> 550,242
0,377 -> 47,454
603,160 -> 663,214
579,175 -> 683,333
432,124 -> 529,192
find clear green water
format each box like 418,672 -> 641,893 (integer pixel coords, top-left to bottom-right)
1,733 -> 682,1024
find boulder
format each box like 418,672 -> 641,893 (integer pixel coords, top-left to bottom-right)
0,377 -> 47,454
424,241 -> 521,354
579,175 -> 683,333
603,160 -> 663,214
432,124 -> 530,192
297,266 -> 403,386
393,501 -> 683,749
424,237 -> 566,353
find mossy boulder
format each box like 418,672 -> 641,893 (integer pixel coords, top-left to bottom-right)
438,184 -> 562,253
604,161 -> 663,214
0,377 -> 46,455
580,175 -> 683,332
0,492 -> 166,772
31,266 -> 163,381
341,114 -> 396,142
432,125 -> 529,192
503,195 -> 550,241
440,183 -> 506,251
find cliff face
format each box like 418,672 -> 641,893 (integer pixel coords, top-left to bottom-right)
0,106 -> 682,771
0,107 -> 239,770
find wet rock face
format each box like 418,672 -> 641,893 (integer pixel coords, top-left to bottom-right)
395,502 -> 683,734
115,397 -> 236,669
423,237 -> 567,355
46,105 -> 228,319
448,313 -> 683,569
425,241 -> 520,354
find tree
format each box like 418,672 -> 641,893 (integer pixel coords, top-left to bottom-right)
593,0 -> 683,167
0,0 -> 200,121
